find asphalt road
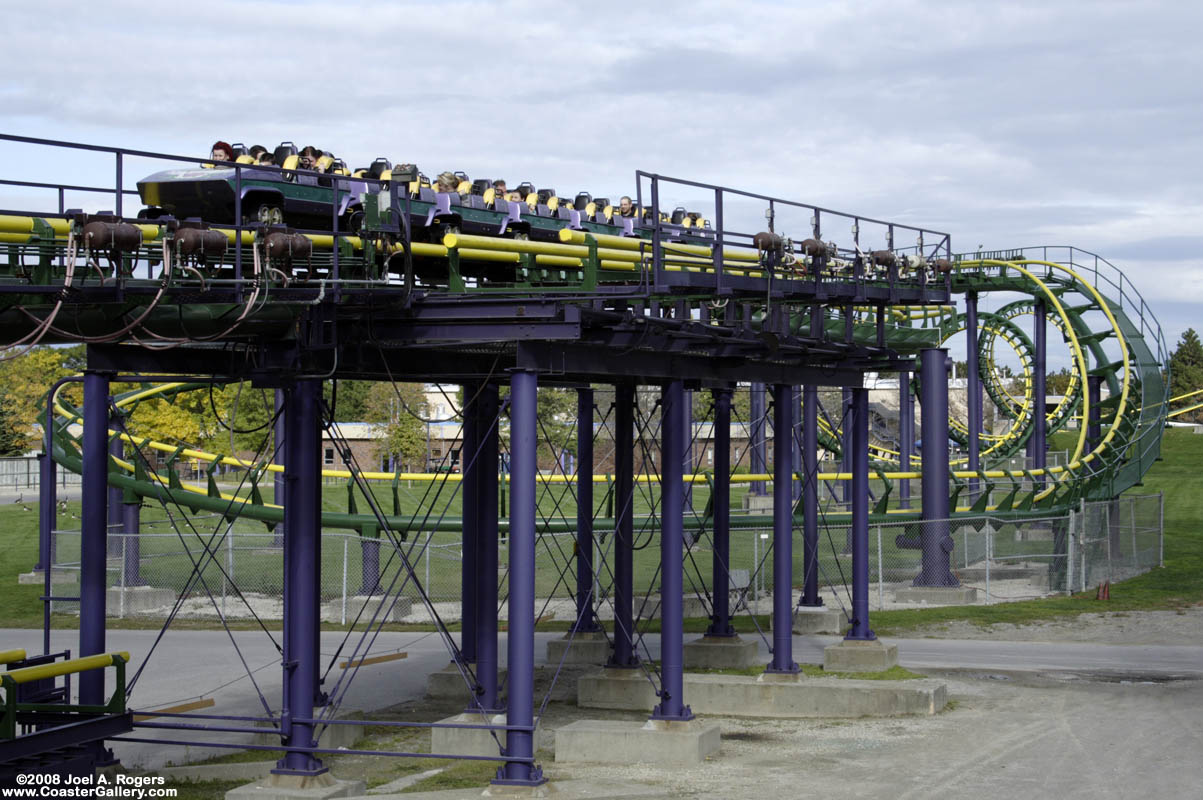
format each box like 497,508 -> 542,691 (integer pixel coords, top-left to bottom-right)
2,627 -> 1200,770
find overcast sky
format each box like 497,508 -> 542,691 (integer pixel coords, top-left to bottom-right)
1,0 -> 1199,358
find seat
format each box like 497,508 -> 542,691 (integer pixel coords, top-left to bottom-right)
470,179 -> 491,196
230,143 -> 248,157
368,159 -> 392,180
574,192 -> 591,211
515,182 -> 535,199
498,200 -> 524,233
424,193 -> 453,226
273,142 -> 298,166
418,187 -> 436,203
671,207 -> 686,224
537,189 -> 555,204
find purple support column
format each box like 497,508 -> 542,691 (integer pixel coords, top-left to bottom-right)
273,389 -> 285,546
899,372 -> 914,509
107,413 -> 122,557
1086,375 -> 1103,452
792,385 -> 803,500
800,385 -> 822,607
916,348 -> 959,587
36,450 -> 56,572
460,382 -> 479,665
683,388 -> 694,512
840,388 -> 853,508
652,380 -> 693,720
749,383 -> 766,495
609,383 -> 637,667
475,383 -> 501,710
80,371 -> 110,706
494,370 -> 545,787
121,489 -> 142,586
845,387 -> 876,640
706,388 -> 735,636
966,292 -> 983,496
767,384 -> 799,673
275,379 -> 326,777
1032,299 -> 1048,484
574,388 -> 601,633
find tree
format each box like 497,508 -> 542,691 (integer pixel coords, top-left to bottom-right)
364,382 -> 428,471
0,393 -> 25,456
0,347 -> 72,452
1046,367 -> 1074,396
1169,328 -> 1203,424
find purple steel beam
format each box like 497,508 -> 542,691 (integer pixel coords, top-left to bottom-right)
122,490 -> 142,586
916,348 -> 958,587
845,387 -> 876,640
706,388 -> 735,636
840,388 -> 853,507
898,371 -> 914,509
966,291 -> 982,496
80,371 -> 110,706
460,382 -> 480,665
35,451 -> 55,572
683,389 -> 694,512
1032,299 -> 1048,483
609,383 -> 637,667
799,385 -> 822,607
275,379 -> 326,777
475,382 -> 501,710
792,385 -> 803,500
574,388 -> 601,633
494,370 -> 545,787
767,384 -> 799,672
749,383 -> 766,495
652,380 -> 693,720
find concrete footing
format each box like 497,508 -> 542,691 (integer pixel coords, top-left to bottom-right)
224,771 -> 363,800
427,662 -> 507,700
430,712 -> 551,758
253,717 -> 363,751
159,761 -> 277,783
555,719 -> 721,765
893,585 -> 979,605
578,667 -> 943,717
106,585 -> 177,615
682,635 -> 759,669
822,639 -> 899,672
320,594 -> 412,624
386,778 -> 669,799
790,606 -> 849,635
17,569 -> 75,585
546,631 -> 611,665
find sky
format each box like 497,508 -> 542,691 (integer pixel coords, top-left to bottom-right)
0,0 -> 1199,359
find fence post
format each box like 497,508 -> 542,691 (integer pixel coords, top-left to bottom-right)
984,539 -> 990,605
1066,510 -> 1075,597
341,536 -> 348,626
425,530 -> 432,596
1159,492 -> 1165,567
1130,498 -> 1138,570
119,534 -> 126,620
876,525 -> 883,611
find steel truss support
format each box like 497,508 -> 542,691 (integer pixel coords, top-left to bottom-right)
750,383 -> 766,495
474,382 -> 501,711
609,383 -> 637,667
574,388 -> 601,634
652,379 -> 693,720
494,369 -> 545,787
706,388 -> 735,635
767,384 -> 799,673
899,371 -> 914,509
845,386 -> 876,640
916,348 -> 959,587
80,370 -> 111,706
799,385 -> 822,607
275,379 -> 327,777
966,291 -> 982,497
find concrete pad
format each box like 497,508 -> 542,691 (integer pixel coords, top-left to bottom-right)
790,606 -> 849,635
17,569 -> 75,585
893,586 -> 978,605
107,585 -> 177,615
823,639 -> 899,672
576,668 -> 658,711
321,595 -> 412,624
427,662 -> 507,700
742,493 -> 774,512
158,760 -> 276,783
253,718 -> 363,750
682,635 -> 759,669
546,631 -> 610,665
225,771 -> 364,800
366,778 -> 669,799
634,593 -> 709,620
430,713 -> 552,758
555,719 -> 721,765
672,672 -> 946,717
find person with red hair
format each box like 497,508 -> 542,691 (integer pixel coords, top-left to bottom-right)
209,141 -> 234,162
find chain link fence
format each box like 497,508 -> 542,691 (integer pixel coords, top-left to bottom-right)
46,494 -> 1162,622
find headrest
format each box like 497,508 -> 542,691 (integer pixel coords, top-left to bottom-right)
593,197 -> 610,209
471,179 -> 491,196
574,192 -> 591,211
516,182 -> 535,198
368,159 -> 392,180
537,188 -> 556,202
671,207 -> 686,224
274,142 -> 298,165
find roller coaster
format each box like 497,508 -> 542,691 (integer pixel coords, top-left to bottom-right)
0,133 -> 1172,787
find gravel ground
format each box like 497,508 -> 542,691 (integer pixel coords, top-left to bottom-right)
901,605 -> 1203,645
